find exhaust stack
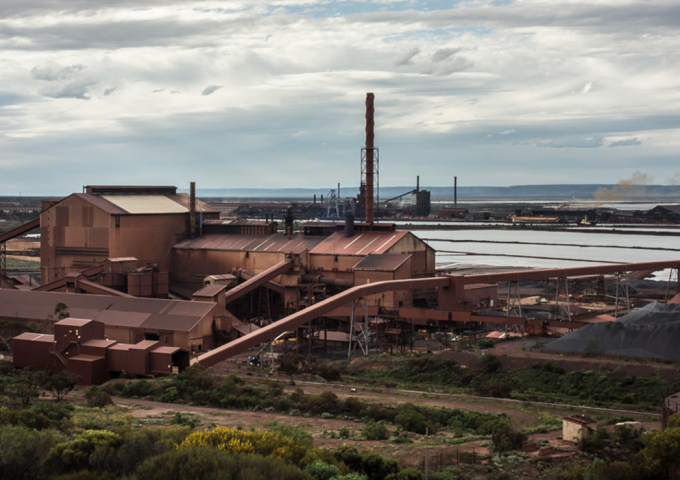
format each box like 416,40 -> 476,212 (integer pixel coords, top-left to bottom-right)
454,176 -> 457,207
365,93 -> 375,224
190,182 -> 196,238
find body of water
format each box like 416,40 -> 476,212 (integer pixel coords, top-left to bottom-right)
413,229 -> 680,280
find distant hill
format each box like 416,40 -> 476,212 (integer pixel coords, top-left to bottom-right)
194,185 -> 680,201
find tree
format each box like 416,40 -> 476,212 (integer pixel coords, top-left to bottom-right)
41,369 -> 79,401
0,424 -> 63,480
8,377 -> 40,406
278,352 -> 303,385
54,302 -> 70,320
639,415 -> 680,479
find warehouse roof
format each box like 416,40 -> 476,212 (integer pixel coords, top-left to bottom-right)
174,233 -> 324,254
0,290 -> 216,333
310,231 -> 410,256
193,284 -> 228,298
13,332 -> 55,343
353,254 -> 411,272
47,193 -> 216,216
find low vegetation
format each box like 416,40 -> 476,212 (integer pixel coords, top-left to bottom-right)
345,354 -> 680,410
111,364 -> 517,440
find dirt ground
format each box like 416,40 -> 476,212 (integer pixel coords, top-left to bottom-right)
4,238 -> 40,262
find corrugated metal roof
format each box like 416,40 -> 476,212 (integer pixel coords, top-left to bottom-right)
233,324 -> 261,335
174,233 -> 324,254
81,339 -> 117,348
57,318 -> 93,327
130,340 -> 158,350
193,284 -> 227,297
101,195 -> 188,214
73,193 -> 127,215
14,332 -> 55,343
151,346 -> 181,354
309,231 -> 409,256
166,194 -> 217,213
0,290 -> 215,333
69,354 -> 103,363
353,254 -> 411,272
66,193 -> 217,216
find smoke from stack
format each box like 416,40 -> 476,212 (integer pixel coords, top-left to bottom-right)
593,170 -> 652,205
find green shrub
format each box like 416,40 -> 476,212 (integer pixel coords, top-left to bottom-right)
121,380 -> 154,398
169,412 -> 200,429
84,386 -> 114,408
480,354 -> 501,373
477,339 -> 495,349
43,429 -> 124,475
305,461 -> 342,480
386,468 -> 423,480
0,425 -> 64,480
134,447 -> 312,480
394,404 -> 432,435
362,422 -> 388,441
359,451 -> 399,480
266,421 -> 314,448
490,422 -> 526,452
0,408 -> 52,430
578,428 -> 609,453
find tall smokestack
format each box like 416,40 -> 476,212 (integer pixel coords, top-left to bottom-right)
454,177 -> 457,207
416,176 -> 420,192
365,93 -> 375,224
190,182 -> 196,238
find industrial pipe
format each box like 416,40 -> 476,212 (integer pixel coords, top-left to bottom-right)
301,274 -> 354,289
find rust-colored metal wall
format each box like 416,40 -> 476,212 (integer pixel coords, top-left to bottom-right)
353,259 -> 412,307
384,233 -> 435,277
128,340 -> 158,375
68,356 -> 108,385
41,195 -> 112,283
40,194 -> 219,285
171,249 -> 289,291
12,335 -> 55,370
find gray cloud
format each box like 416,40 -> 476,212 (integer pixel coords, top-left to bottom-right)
432,48 -> 461,63
30,64 -> 85,81
201,85 -> 222,96
433,56 -> 473,75
395,47 -> 420,66
103,87 -> 117,96
609,137 -> 642,147
39,80 -> 94,99
537,136 -> 604,148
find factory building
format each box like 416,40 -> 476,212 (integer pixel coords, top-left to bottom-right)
0,289 -> 233,353
40,185 -> 219,285
13,317 -> 190,385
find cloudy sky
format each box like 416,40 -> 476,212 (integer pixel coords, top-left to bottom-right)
1,0 -> 679,195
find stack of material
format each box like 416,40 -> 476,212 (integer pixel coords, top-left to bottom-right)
542,302 -> 680,360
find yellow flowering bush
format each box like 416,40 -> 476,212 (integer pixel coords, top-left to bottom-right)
178,427 -> 316,467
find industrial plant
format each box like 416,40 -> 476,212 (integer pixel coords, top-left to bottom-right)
1,94 -> 679,385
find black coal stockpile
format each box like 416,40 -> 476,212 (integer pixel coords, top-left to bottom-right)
541,302 -> 680,360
